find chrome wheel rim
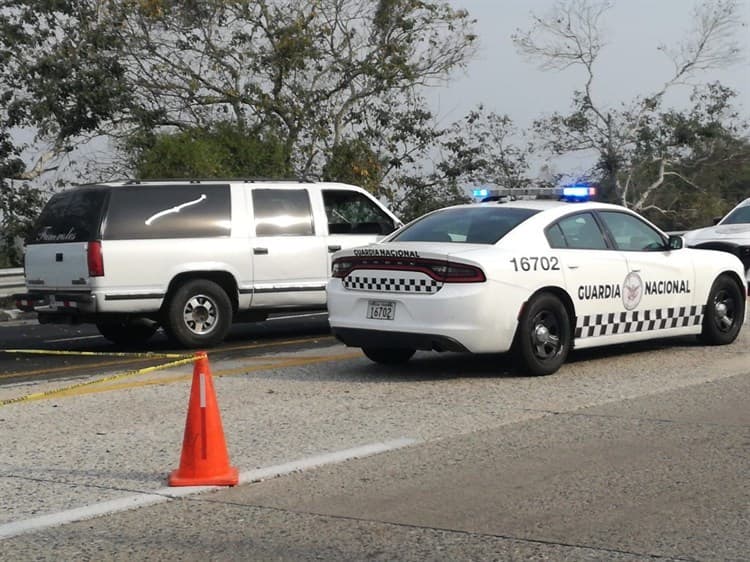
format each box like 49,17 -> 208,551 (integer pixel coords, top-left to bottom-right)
182,294 -> 218,335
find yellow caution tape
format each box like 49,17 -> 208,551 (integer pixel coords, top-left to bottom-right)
0,349 -> 189,359
0,355 -> 197,407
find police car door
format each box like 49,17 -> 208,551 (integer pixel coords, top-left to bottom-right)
547,211 -> 631,344
597,210 -> 698,330
249,187 -> 328,307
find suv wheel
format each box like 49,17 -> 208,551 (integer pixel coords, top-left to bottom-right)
165,279 -> 232,348
96,318 -> 158,346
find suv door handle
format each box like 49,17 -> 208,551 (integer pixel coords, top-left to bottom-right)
253,247 -> 268,255
328,245 -> 342,252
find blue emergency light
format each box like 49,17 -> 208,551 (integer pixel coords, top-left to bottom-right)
472,188 -> 489,198
560,185 -> 596,202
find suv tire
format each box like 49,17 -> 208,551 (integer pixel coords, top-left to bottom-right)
164,279 -> 232,348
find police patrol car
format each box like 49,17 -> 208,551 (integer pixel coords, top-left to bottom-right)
326,188 -> 747,375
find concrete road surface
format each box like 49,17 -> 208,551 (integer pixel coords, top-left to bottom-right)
2,364 -> 748,561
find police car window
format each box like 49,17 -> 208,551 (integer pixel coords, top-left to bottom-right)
391,206 -> 539,244
253,189 -> 314,236
553,213 -> 608,250
546,223 -> 567,249
598,211 -> 665,251
322,189 -> 395,235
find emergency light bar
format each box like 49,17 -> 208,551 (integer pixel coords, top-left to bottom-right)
477,185 -> 597,202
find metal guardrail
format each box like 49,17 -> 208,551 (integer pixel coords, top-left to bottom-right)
0,268 -> 24,298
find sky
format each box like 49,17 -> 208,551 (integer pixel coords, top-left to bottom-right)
429,0 -> 750,175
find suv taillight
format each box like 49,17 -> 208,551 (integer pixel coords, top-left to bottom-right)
87,241 -> 104,277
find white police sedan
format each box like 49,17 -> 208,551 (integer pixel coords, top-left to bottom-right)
326,199 -> 747,375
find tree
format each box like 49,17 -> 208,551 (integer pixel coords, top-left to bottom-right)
1,1 -> 476,186
0,131 -> 43,266
512,0 -> 748,214
128,121 -> 293,179
638,84 -> 750,229
0,1 -> 134,180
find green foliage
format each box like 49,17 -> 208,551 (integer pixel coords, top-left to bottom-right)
394,178 -> 469,222
128,122 -> 292,179
0,0 -> 483,222
322,139 -> 384,195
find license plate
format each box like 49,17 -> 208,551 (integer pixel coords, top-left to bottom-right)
49,296 -> 76,309
367,300 -> 395,321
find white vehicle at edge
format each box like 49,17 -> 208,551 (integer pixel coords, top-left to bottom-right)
682,197 -> 750,283
326,199 -> 747,376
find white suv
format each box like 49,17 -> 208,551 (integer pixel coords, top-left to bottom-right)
16,180 -> 401,347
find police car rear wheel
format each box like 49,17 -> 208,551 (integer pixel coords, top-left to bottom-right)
700,274 -> 744,345
362,347 -> 415,364
165,279 -> 232,348
516,293 -> 571,376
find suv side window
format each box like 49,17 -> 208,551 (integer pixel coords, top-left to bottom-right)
322,189 -> 395,235
547,212 -> 608,250
104,184 -> 231,239
252,189 -> 314,236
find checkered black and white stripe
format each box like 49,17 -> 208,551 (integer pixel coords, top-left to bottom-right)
343,273 -> 442,294
575,306 -> 705,339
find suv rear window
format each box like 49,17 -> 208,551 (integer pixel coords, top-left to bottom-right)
27,187 -> 108,244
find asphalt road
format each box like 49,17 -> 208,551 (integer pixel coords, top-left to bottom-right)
0,313 -> 333,385
0,316 -> 748,561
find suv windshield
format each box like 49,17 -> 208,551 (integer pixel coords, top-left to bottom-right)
390,206 -> 539,244
26,187 -> 108,244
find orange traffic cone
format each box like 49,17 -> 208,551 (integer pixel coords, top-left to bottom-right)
169,352 -> 239,487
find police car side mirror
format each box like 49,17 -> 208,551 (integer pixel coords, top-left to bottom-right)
668,235 -> 684,250
712,216 -> 722,225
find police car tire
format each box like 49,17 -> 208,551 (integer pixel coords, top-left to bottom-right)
96,318 -> 158,346
515,292 -> 571,376
699,274 -> 745,346
362,347 -> 416,364
164,279 -> 232,348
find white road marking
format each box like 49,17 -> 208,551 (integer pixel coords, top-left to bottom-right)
0,437 -> 418,541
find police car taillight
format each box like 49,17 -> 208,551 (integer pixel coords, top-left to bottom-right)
332,256 -> 485,283
428,263 -> 486,283
87,241 -> 104,277
332,259 -> 354,278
